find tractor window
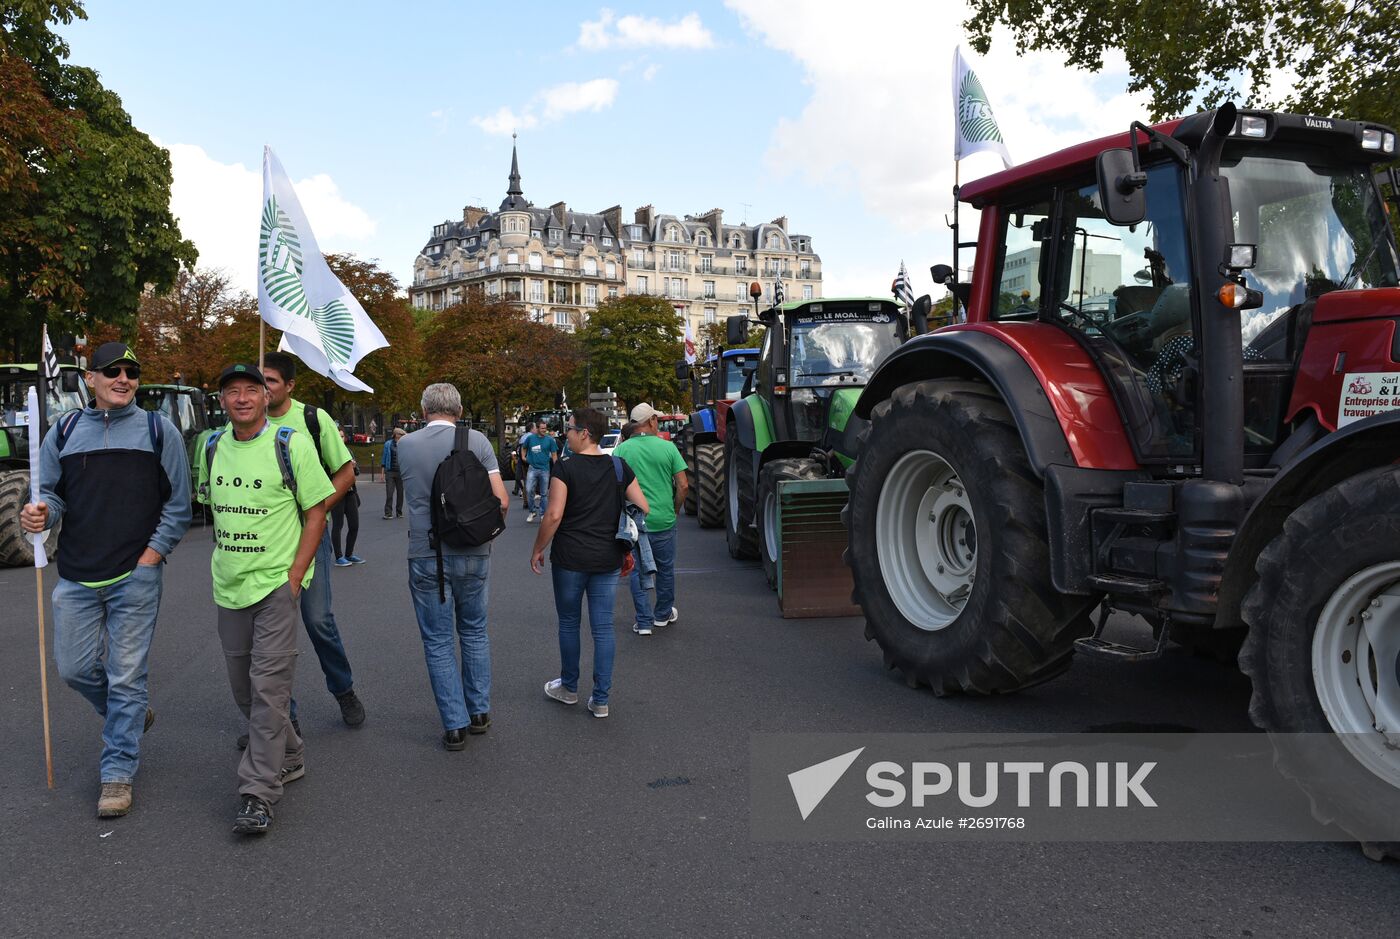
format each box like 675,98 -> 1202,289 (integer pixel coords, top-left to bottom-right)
723,356 -> 753,398
1055,165 -> 1198,462
992,197 -> 1054,320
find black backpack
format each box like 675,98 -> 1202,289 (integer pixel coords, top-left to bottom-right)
430,426 -> 505,600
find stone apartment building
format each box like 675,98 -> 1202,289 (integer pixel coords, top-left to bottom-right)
409,144 -> 822,337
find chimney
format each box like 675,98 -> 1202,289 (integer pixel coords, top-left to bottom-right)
634,204 -> 655,230
601,205 -> 623,243
700,207 -> 723,245
551,201 -> 568,227
463,205 -> 486,227
771,215 -> 788,233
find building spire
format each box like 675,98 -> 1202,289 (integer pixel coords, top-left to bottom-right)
501,134 -> 525,210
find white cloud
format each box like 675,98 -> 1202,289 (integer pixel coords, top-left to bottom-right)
159,142 -> 376,294
642,64 -> 660,82
578,9 -> 715,50
725,0 -> 1155,297
473,79 -> 619,137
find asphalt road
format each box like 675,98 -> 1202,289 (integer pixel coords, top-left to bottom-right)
1,479 -> 1395,937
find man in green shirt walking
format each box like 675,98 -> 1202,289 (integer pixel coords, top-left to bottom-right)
614,403 -> 689,636
261,351 -> 366,729
207,363 -> 335,834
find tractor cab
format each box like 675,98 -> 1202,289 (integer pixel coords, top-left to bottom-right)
136,384 -> 213,500
0,364 -> 86,464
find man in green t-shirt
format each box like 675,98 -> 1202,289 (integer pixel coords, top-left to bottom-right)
614,403 -> 689,635
208,363 -> 335,835
261,351 -> 366,729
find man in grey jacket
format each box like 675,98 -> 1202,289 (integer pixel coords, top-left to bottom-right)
21,342 -> 191,818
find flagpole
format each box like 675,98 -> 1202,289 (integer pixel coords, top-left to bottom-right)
259,319 -> 265,373
35,563 -> 54,788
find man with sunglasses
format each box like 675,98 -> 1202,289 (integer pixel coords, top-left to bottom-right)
21,342 -> 191,819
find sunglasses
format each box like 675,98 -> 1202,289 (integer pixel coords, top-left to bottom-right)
100,365 -> 141,380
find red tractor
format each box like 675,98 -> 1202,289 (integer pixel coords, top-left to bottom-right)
845,104 -> 1400,855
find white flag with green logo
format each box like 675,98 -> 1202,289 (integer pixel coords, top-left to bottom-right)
953,46 -> 1012,168
258,147 -> 387,393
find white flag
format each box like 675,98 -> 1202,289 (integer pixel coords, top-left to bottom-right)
953,46 -> 1012,168
259,147 -> 388,392
684,322 -> 697,365
41,325 -> 60,386
26,387 -> 47,568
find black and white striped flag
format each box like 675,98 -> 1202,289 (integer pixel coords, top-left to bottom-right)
773,273 -> 785,306
41,325 -> 60,385
892,261 -> 915,308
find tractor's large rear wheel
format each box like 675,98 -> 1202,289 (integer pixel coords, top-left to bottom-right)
0,470 -> 60,567
682,450 -> 698,516
758,458 -> 827,590
1240,465 -> 1400,861
845,379 -> 1088,694
695,441 -> 724,529
725,431 -> 759,560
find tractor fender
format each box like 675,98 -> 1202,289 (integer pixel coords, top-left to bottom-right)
728,395 -> 775,454
689,408 -> 717,436
1216,409 -> 1400,630
855,326 -> 1117,477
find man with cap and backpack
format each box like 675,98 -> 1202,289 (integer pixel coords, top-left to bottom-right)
397,383 -> 509,750
21,341 -> 191,819
202,362 -> 336,834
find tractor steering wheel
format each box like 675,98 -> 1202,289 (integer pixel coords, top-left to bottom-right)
1058,301 -> 1097,332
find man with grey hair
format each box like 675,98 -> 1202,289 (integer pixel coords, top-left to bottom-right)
397,383 -> 510,750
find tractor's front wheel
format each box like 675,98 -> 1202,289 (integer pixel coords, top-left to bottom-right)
694,441 -> 725,529
0,470 -> 60,568
845,379 -> 1087,694
758,458 -> 827,589
724,431 -> 759,560
1240,464 -> 1400,861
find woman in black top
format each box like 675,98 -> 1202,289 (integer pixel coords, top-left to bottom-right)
531,407 -> 647,718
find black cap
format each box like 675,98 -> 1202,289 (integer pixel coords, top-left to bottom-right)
90,342 -> 139,370
217,363 -> 267,389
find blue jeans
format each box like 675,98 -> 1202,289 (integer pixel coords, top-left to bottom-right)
552,564 -> 619,705
629,526 -> 677,628
51,564 -> 164,783
526,467 -> 550,516
408,554 -> 492,730
291,530 -> 355,721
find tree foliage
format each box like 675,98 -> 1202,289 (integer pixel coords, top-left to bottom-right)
0,0 -> 195,356
964,1 -> 1399,130
424,295 -> 582,423
580,295 -> 684,410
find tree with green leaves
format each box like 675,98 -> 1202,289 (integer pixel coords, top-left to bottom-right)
580,295 -> 685,411
0,0 -> 195,357
965,1 -> 1398,131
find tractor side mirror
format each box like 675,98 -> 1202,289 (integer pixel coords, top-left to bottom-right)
1097,148 -> 1147,226
910,295 -> 932,335
60,370 -> 81,393
726,314 -> 748,346
930,263 -> 954,286
674,360 -> 690,381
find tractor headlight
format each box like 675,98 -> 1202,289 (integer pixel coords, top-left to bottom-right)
1238,115 -> 1268,138
1362,127 -> 1383,151
1385,132 -> 1397,155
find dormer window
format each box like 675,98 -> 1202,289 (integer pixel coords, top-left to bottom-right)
730,234 -> 742,248
696,231 -> 710,246
767,232 -> 782,249
531,229 -> 542,239
602,236 -> 612,246
666,225 -> 680,242
572,233 -> 582,243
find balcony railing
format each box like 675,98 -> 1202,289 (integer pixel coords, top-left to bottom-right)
414,263 -> 625,287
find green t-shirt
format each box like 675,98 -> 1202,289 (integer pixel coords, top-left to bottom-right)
614,434 -> 688,532
207,423 -> 336,609
268,399 -> 353,477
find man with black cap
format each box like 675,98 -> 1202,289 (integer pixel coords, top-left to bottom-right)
203,362 -> 335,835
21,342 -> 191,819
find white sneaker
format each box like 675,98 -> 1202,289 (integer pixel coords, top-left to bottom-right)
587,697 -> 609,719
526,512 -> 537,523
633,624 -> 652,636
544,679 -> 578,705
653,606 -> 679,629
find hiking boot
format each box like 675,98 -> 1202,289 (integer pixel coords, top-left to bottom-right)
442,728 -> 467,751
587,697 -> 610,719
238,718 -> 300,751
279,763 -> 306,784
233,796 -> 272,835
336,689 -> 366,727
97,782 -> 133,818
544,679 -> 578,705
143,707 -> 155,733
653,607 -> 679,629
468,712 -> 491,735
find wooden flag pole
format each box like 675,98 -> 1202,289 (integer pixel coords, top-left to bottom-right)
259,318 -> 265,372
35,563 -> 54,788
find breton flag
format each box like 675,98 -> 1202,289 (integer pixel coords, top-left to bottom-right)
683,321 -> 697,365
41,325 -> 60,386
892,261 -> 915,308
259,147 -> 388,393
773,272 -> 786,306
953,46 -> 1012,168
25,387 -> 48,568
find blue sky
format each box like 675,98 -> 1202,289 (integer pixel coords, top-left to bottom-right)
58,2 -> 1158,301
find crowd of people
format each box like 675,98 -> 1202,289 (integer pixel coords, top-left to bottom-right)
21,343 -> 689,836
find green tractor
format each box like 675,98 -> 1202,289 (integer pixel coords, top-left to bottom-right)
0,363 -> 87,566
674,347 -> 759,528
720,297 -> 907,587
135,383 -> 217,505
